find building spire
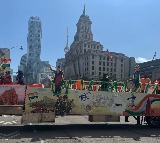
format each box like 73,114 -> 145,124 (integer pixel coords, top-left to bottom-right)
66,27 -> 69,47
83,0 -> 86,15
64,27 -> 69,53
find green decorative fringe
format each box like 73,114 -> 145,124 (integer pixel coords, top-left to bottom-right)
88,80 -> 94,91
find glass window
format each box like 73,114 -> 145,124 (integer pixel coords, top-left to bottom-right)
92,66 -> 94,70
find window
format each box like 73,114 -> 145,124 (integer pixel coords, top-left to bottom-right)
92,61 -> 94,64
103,67 -> 105,71
107,62 -> 109,66
121,74 -> 123,78
111,63 -> 113,67
99,72 -> 101,76
99,61 -> 101,65
107,68 -> 109,71
103,62 -> 105,66
87,62 -> 88,65
92,66 -> 94,70
114,68 -> 116,72
99,67 -> 101,71
84,44 -> 86,47
121,59 -> 123,62
121,69 -> 123,73
92,72 -> 94,75
88,45 -> 90,48
100,56 -> 102,60
97,46 -> 99,49
114,63 -> 117,67
94,46 -> 95,49
121,64 -> 123,68
103,57 -> 105,60
110,68 -> 113,72
107,57 -> 109,61
84,49 -> 86,53
92,55 -> 94,59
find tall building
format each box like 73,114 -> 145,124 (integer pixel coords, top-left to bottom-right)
64,6 -> 135,80
56,58 -> 65,72
19,16 -> 49,84
37,67 -> 54,87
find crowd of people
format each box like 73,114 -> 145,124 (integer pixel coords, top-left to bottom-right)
0,63 -> 160,94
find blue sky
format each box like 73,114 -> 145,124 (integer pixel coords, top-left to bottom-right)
0,0 -> 160,74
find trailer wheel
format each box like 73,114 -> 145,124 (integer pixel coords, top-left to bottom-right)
146,116 -> 160,128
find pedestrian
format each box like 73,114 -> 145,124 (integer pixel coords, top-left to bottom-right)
48,64 -> 64,95
16,70 -> 24,85
133,65 -> 140,88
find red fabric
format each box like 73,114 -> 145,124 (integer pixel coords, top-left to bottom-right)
93,86 -> 97,91
27,84 -> 43,88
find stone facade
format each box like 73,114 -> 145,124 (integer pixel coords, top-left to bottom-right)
37,67 -> 54,87
56,58 -> 65,72
139,59 -> 160,82
64,7 -> 135,81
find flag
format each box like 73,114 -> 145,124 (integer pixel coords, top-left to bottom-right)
106,49 -> 110,56
1,63 -> 10,68
106,49 -> 113,60
1,58 -> 11,68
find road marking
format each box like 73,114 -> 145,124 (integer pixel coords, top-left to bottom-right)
0,121 -> 5,123
12,121 -> 17,124
39,138 -> 44,143
3,122 -> 12,125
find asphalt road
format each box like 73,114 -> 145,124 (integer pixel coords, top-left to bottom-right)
0,115 -> 159,143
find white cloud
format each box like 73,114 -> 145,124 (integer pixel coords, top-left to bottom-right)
135,57 -> 151,63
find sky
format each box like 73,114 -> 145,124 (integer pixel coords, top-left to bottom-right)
0,0 -> 160,74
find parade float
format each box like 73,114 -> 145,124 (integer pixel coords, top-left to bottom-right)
0,55 -> 160,127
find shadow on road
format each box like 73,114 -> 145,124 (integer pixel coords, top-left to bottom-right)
0,124 -> 159,142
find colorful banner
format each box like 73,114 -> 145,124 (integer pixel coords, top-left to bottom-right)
0,85 -> 26,105
64,90 -> 160,116
25,87 -> 160,116
25,87 -> 57,113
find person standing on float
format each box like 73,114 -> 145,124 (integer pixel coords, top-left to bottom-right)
48,64 -> 64,95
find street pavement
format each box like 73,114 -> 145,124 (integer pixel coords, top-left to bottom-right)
0,115 -> 159,143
